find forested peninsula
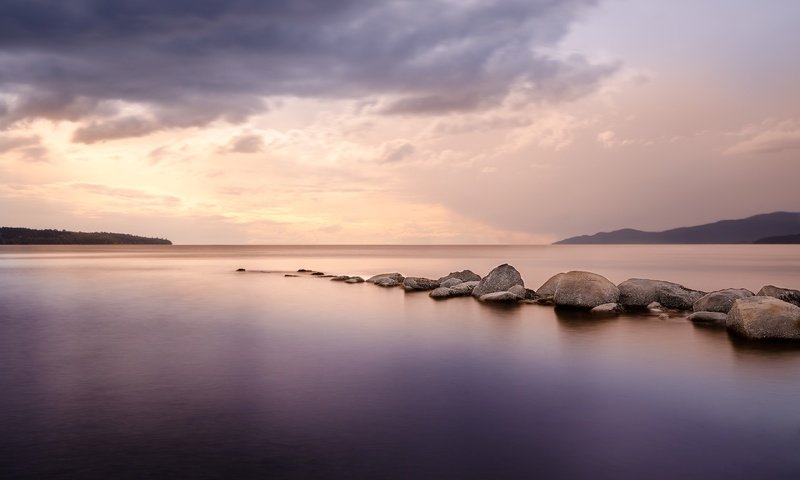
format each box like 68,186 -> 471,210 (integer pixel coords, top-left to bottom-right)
0,227 -> 172,245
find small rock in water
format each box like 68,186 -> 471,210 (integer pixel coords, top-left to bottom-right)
687,311 -> 728,325
472,264 -> 524,298
236,268 -> 246,272
297,269 -> 312,273
345,276 -> 365,284
554,271 -> 619,309
430,287 -> 454,299
311,271 -> 325,276
479,291 -> 520,302
331,276 -> 351,281
403,277 -> 440,291
438,270 -> 482,283
508,285 -> 528,299
646,302 -> 663,311
591,303 -> 623,314
367,273 -> 405,284
757,285 -> 800,308
374,277 -> 400,288
693,288 -> 754,313
618,278 -> 704,310
285,274 -> 299,277
727,296 -> 800,340
439,278 -> 464,288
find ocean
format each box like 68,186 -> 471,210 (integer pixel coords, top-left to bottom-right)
1,245 -> 799,479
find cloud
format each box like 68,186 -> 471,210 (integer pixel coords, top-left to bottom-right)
596,129 -> 633,148
227,133 -> 265,154
0,0 -> 614,141
378,140 -> 415,164
724,122 -> 800,155
70,182 -> 182,207
0,133 -> 48,161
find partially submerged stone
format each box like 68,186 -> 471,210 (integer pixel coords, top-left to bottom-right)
479,291 -> 521,302
438,270 -> 482,283
618,278 -> 705,310
331,275 -> 351,281
687,311 -> 728,325
536,273 -> 564,299
236,268 -> 246,272
727,296 -> 800,340
472,264 -> 524,298
403,277 -> 440,291
367,272 -> 405,284
554,271 -> 619,309
591,303 -> 623,314
345,276 -> 365,284
693,288 -> 754,313
757,285 -> 800,308
439,277 -> 464,288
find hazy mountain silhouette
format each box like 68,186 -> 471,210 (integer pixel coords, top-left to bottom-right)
555,212 -> 800,244
0,227 -> 172,245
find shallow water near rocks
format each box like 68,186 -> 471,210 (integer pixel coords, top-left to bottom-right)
1,245 -> 799,479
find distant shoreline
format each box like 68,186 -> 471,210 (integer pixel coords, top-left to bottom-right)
0,227 -> 172,245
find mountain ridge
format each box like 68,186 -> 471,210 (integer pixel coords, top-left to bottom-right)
0,227 -> 172,245
555,212 -> 800,245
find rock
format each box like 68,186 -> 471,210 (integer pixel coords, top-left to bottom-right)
439,278 -> 464,288
430,287 -> 454,299
284,274 -> 299,277
479,291 -> 521,302
727,296 -> 800,340
311,271 -> 325,276
403,277 -> 440,291
618,278 -> 705,310
757,285 -> 800,308
330,275 -> 351,281
345,276 -> 365,284
236,268 -> 246,272
438,270 -> 482,283
373,277 -> 401,288
508,285 -> 528,298
658,313 -> 670,320
450,280 -> 479,296
687,311 -> 728,325
367,272 -> 405,284
693,288 -> 754,313
472,264 -> 524,298
554,271 -> 619,309
591,303 -> 623,314
297,269 -> 312,273
646,302 -> 663,311
536,273 -> 564,298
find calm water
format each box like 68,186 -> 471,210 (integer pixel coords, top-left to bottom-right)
1,245 -> 799,479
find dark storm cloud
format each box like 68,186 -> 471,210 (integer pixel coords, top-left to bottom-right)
0,0 -> 612,141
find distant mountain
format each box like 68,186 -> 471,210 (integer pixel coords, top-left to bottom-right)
0,227 -> 172,245
555,212 -> 800,245
754,233 -> 800,244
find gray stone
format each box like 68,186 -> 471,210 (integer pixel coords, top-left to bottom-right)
646,302 -> 663,311
438,270 -> 482,283
554,271 -> 620,309
367,272 -> 405,284
591,303 -> 623,314
450,280 -> 479,296
345,276 -> 364,284
727,296 -> 800,340
403,277 -> 440,291
331,275 -> 351,281
693,288 -> 754,313
472,264 -> 524,298
508,285 -> 528,298
430,287 -> 454,299
374,277 -> 400,288
687,311 -> 728,325
479,291 -> 521,302
757,285 -> 800,308
618,278 -> 705,310
236,268 -> 246,272
536,273 -> 564,298
439,278 -> 464,288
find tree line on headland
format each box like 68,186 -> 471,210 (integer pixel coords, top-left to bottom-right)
0,227 -> 172,245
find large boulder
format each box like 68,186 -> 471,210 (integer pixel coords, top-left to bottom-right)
727,296 -> 800,340
403,277 -> 440,291
693,288 -> 754,313
757,285 -> 800,308
554,271 -> 619,309
367,273 -> 405,285
472,264 -> 524,298
438,270 -> 481,283
536,273 -> 564,298
618,278 -> 705,310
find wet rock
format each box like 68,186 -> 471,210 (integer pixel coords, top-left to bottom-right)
439,278 -> 464,288
297,269 -> 312,273
508,285 -> 528,299
450,281 -> 479,296
693,288 -> 754,313
687,311 -> 728,325
618,278 -> 705,310
438,270 -> 482,283
403,277 -> 440,291
554,271 -> 619,309
727,296 -> 800,340
479,291 -> 521,302
591,303 -> 624,314
236,268 -> 246,272
374,277 -> 401,288
472,264 -> 524,298
430,287 -> 454,299
330,275 -> 351,281
311,271 -> 325,276
757,285 -> 800,308
345,276 -> 365,284
367,273 -> 405,284
284,274 -> 299,277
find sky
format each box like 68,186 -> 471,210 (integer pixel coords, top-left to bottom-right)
1,0 -> 799,244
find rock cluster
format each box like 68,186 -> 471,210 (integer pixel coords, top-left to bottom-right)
271,264 -> 800,343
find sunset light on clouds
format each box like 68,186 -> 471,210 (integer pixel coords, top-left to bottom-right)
2,0 -> 799,244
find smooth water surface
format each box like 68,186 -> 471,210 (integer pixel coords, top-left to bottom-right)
1,245 -> 799,479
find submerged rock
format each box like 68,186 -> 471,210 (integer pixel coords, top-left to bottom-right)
236,268 -> 246,272
345,276 -> 365,284
554,271 -> 619,309
297,269 -> 312,273
618,278 -> 705,310
438,270 -> 482,283
479,291 -> 521,302
687,311 -> 728,325
331,275 -> 351,281
311,271 -> 325,276
403,277 -> 440,291
757,285 -> 800,308
472,264 -> 524,298
591,303 -> 624,314
284,274 -> 299,277
727,296 -> 800,340
693,288 -> 754,313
